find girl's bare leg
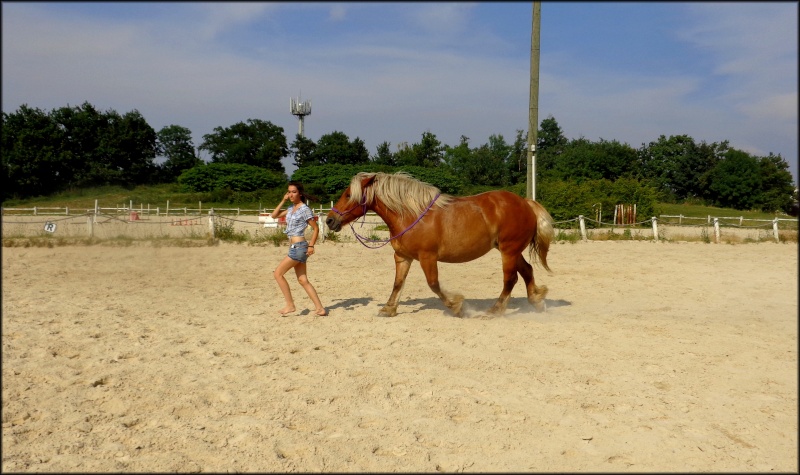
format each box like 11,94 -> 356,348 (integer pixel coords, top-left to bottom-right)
274,256 -> 299,314
294,262 -> 327,315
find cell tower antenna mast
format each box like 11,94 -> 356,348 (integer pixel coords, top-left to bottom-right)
290,96 -> 312,137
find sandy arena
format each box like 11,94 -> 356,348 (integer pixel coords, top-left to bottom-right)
2,239 -> 797,472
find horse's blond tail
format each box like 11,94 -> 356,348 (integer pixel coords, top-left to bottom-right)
527,199 -> 554,272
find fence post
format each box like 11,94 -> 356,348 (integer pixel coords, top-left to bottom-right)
87,214 -> 94,237
578,215 -> 587,241
166,200 -> 170,217
94,200 -> 99,223
713,217 -> 720,243
773,218 -> 780,243
208,209 -> 215,239
651,217 -> 659,242
319,213 -> 326,243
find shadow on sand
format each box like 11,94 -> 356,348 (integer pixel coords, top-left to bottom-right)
318,295 -> 571,319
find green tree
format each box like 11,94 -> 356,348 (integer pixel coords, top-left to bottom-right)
638,134 -> 719,201
550,137 -> 636,183
157,125 -> 202,182
101,109 -> 158,186
442,136 -> 471,182
508,129 -> 527,185
199,119 -> 287,172
50,102 -> 108,188
469,143 -> 506,186
290,134 -> 317,168
708,148 -> 762,210
487,134 -> 513,186
535,116 -> 568,180
537,115 -> 568,152
443,135 -> 507,187
694,140 -> 728,202
46,103 -> 157,189
394,142 -> 416,167
372,141 -> 395,166
753,153 -> 795,213
412,131 -> 444,168
312,131 -> 369,165
351,137 -> 370,165
1,105 -> 66,199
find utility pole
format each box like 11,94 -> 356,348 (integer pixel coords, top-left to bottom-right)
527,1 -> 541,200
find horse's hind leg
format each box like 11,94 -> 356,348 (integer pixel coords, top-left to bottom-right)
516,254 -> 548,311
379,253 -> 412,317
419,255 -> 464,317
487,252 -> 520,315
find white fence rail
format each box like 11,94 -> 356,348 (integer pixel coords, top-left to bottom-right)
2,203 -> 797,243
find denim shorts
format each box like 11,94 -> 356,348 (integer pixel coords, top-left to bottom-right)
288,241 -> 309,263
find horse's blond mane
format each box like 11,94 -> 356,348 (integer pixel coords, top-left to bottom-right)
349,172 -> 452,218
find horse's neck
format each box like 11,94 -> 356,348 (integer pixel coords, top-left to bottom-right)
371,201 -> 415,235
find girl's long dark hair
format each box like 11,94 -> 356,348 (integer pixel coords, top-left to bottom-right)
288,181 -> 319,204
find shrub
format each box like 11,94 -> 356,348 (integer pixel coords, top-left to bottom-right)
178,163 -> 287,193
536,178 -> 659,226
290,164 -> 464,202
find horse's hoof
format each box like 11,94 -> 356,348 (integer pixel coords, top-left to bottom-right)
534,300 -> 547,312
449,294 -> 465,317
378,306 -> 397,318
534,285 -> 548,300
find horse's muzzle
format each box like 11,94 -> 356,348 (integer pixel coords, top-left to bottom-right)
325,216 -> 342,232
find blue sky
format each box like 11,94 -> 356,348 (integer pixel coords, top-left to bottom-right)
3,2 -> 797,184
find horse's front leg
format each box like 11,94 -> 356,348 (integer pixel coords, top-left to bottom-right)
418,254 -> 464,318
488,252 -> 520,315
378,253 -> 412,317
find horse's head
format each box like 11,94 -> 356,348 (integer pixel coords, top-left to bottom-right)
325,173 -> 376,232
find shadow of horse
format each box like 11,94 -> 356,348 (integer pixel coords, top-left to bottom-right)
381,296 -> 571,319
299,296 -> 571,318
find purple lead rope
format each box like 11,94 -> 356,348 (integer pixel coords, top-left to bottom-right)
350,193 -> 440,249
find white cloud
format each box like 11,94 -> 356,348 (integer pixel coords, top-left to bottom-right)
193,3 -> 279,40
409,3 -> 477,36
2,2 -> 796,182
677,4 -> 797,121
327,4 -> 348,22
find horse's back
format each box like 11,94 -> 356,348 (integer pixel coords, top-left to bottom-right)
429,191 -> 537,259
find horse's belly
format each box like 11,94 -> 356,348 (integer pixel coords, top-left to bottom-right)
435,215 -> 495,262
438,241 -> 493,263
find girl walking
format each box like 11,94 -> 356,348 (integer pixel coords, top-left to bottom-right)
271,181 -> 327,316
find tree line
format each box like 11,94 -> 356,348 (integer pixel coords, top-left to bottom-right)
2,101 -> 797,216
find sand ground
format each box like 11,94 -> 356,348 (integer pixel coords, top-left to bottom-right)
2,239 -> 797,472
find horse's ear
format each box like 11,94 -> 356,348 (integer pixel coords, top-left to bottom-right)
360,174 -> 377,189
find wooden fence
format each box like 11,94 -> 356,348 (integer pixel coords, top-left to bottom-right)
2,202 -> 797,243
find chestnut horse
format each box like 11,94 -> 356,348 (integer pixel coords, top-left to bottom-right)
325,172 -> 554,318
